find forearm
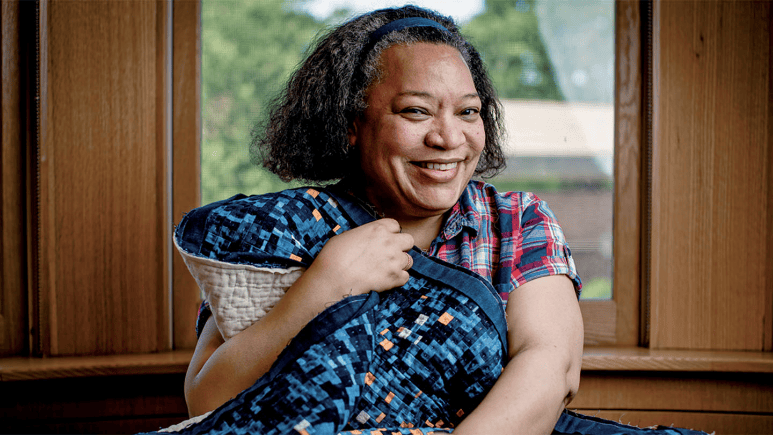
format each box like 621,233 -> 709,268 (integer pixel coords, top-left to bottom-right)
184,219 -> 414,416
453,346 -> 576,434
184,265 -> 348,416
452,275 -> 583,434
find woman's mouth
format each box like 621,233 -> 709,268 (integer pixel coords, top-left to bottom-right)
415,161 -> 458,171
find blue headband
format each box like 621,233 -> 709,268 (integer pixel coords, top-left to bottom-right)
368,17 -> 450,46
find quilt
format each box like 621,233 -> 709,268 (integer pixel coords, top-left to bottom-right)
147,186 -> 709,435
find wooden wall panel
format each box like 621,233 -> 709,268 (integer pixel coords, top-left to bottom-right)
649,1 -> 771,350
613,0 -> 643,347
572,410 -> 773,435
35,0 -> 172,355
573,371 -> 773,414
173,0 -> 202,350
2,373 -> 188,434
574,369 -> 773,435
0,0 -> 28,356
765,0 -> 773,353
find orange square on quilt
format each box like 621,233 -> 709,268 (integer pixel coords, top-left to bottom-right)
379,338 -> 394,351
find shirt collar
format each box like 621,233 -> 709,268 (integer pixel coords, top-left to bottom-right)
439,182 -> 481,241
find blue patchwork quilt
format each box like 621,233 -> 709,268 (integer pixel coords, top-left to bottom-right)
145,187 -> 708,435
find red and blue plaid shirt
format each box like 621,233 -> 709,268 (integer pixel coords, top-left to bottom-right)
195,181 -> 581,335
427,180 -> 581,306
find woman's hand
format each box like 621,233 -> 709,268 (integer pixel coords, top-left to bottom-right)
308,218 -> 416,298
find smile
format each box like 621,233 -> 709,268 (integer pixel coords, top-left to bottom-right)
416,161 -> 459,171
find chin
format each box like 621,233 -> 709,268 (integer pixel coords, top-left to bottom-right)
411,192 -> 462,214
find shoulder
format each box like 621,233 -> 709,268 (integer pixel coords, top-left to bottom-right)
462,180 -> 552,225
465,182 -> 582,295
186,187 -> 344,227
176,186 -> 353,262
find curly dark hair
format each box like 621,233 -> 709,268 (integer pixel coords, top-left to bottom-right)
252,5 -> 505,182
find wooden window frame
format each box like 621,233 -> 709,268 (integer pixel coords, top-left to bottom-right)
0,0 -> 640,357
4,0 -> 769,362
4,4 -> 773,433
580,0 -> 643,347
0,0 -> 201,357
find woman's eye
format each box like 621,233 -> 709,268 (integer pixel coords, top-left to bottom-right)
460,108 -> 481,119
400,107 -> 429,118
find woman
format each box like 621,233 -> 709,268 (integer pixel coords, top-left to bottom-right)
170,6 -> 704,435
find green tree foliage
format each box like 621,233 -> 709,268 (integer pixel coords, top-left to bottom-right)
201,0 -> 563,203
201,0 -> 325,203
462,0 -> 563,100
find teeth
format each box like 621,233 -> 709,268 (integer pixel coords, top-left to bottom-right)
422,162 -> 458,171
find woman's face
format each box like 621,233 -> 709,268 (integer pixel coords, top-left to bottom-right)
349,42 -> 485,220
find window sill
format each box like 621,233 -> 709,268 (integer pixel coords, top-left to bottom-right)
583,346 -> 773,373
0,350 -> 194,381
1,347 -> 771,382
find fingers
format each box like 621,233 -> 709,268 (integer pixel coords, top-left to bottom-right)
318,218 -> 415,292
376,218 -> 401,233
373,218 -> 415,250
403,251 -> 414,271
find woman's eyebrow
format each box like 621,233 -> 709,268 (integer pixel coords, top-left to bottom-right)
397,90 -> 434,99
397,91 -> 481,100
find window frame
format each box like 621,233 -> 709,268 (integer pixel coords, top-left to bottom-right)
580,0 -> 642,346
0,0 -> 643,357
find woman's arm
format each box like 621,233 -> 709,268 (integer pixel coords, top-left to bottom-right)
451,274 -> 583,435
183,218 -> 414,417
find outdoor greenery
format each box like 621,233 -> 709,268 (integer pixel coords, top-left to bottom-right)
464,0 -> 564,101
201,0 -> 320,203
200,0 -> 613,302
579,278 -> 613,300
201,0 -> 563,204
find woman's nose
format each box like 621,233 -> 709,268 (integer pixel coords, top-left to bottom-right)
425,115 -> 465,150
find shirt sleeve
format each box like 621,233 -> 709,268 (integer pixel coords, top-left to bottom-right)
512,193 -> 582,297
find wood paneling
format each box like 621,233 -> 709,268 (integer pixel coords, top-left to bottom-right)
765,0 -> 773,353
572,410 -> 773,435
613,0 -> 643,347
0,350 -> 192,381
0,0 -> 28,356
2,373 -> 188,434
573,371 -> 773,414
580,300 -> 617,345
583,346 -> 773,372
34,0 -> 172,355
173,0 -> 202,350
650,1 -> 772,350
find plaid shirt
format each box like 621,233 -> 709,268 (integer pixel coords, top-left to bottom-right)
195,181 -> 581,334
426,180 -> 581,306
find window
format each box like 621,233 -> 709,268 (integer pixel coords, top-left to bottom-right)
3,0 -> 768,363
200,0 -> 626,345
201,0 -> 615,298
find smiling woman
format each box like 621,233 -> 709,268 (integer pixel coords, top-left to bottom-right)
201,0 -> 616,303
169,5 -> 586,434
145,4 -> 712,435
350,43 -> 486,246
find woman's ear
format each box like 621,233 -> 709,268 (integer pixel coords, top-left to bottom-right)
347,119 -> 359,148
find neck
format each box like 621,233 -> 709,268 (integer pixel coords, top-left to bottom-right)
394,213 -> 446,252
339,177 -> 447,251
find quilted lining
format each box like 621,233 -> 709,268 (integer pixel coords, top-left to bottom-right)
175,237 -> 304,340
